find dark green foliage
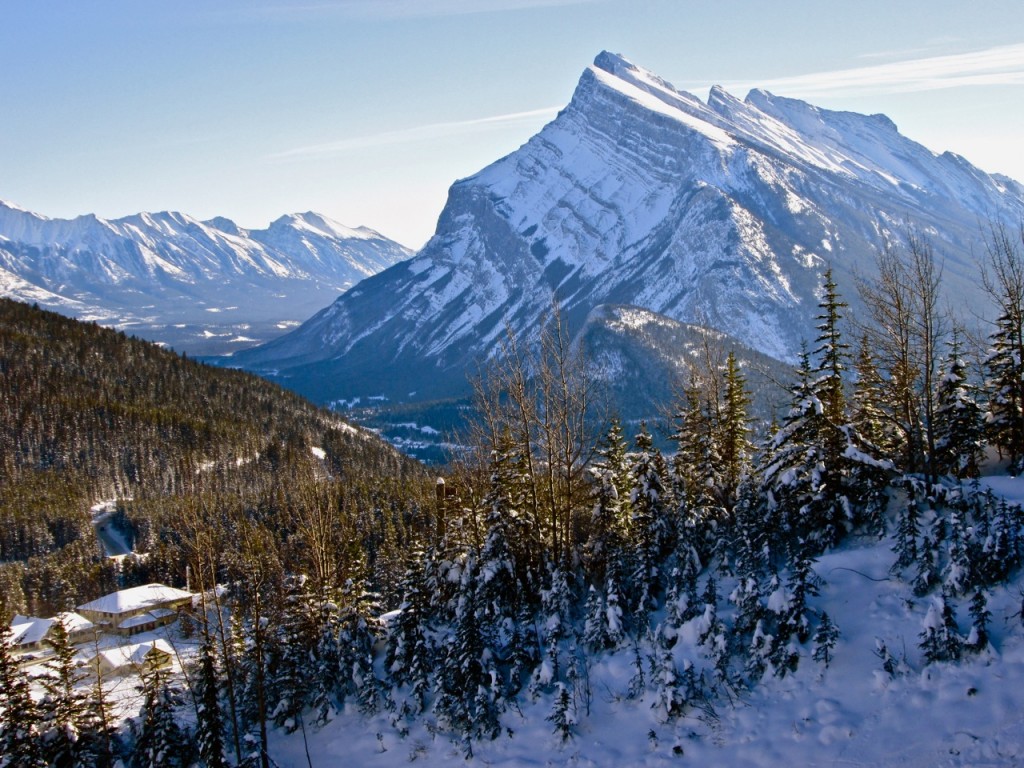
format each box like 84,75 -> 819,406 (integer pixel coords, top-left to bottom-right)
812,612 -> 839,669
919,592 -> 963,665
967,589 -> 991,652
0,624 -> 46,768
0,298 -> 432,619
132,669 -> 193,768
194,634 -> 229,768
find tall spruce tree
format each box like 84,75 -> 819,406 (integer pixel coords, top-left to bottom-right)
934,331 -> 983,479
0,624 -> 46,768
132,668 -> 191,768
194,633 -> 229,768
982,225 -> 1024,471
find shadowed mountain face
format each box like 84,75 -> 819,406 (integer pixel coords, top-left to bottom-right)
232,51 -> 1024,414
0,203 -> 412,355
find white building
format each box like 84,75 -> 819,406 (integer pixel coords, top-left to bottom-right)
9,611 -> 96,654
85,638 -> 175,677
77,583 -> 193,636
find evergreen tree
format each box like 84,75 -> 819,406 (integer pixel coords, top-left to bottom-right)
132,668 -> 191,768
966,588 -> 991,652
0,624 -> 46,768
669,380 -> 706,513
629,423 -> 672,630
761,347 -> 843,553
386,546 -> 434,717
585,420 -> 632,590
934,332 -> 983,479
718,352 -> 753,512
39,618 -> 94,768
919,592 -> 963,664
267,575 -> 316,733
847,335 -> 893,537
812,612 -> 839,669
476,444 -> 523,659
982,226 -> 1024,472
582,585 -> 610,652
547,682 -> 574,742
194,633 -> 229,768
434,555 -> 500,743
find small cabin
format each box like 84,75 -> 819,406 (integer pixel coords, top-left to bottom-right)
85,639 -> 174,677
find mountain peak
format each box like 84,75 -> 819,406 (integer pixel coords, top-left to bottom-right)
592,50 -> 636,77
233,51 -> 1024,415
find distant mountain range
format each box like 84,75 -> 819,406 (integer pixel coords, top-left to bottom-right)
231,51 -> 1024,419
0,202 -> 411,354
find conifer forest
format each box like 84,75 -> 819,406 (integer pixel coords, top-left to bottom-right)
3,227 -> 1024,766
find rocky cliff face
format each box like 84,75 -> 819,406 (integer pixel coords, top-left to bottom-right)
233,51 -> 1024,408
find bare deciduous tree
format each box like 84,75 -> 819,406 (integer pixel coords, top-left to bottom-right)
857,235 -> 947,481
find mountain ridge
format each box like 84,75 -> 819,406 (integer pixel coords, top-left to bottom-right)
0,200 -> 412,354
232,51 -> 1024,418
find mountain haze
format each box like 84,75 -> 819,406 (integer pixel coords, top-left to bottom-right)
233,52 -> 1024,415
0,202 -> 411,354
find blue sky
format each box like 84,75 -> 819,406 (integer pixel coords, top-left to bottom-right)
2,0 -> 1022,248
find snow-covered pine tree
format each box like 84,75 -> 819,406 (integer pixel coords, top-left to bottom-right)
846,335 -> 893,537
966,588 -> 991,652
760,347 -> 834,553
919,591 -> 963,664
477,442 -> 524,663
892,485 -> 921,575
718,352 -> 753,513
131,668 -> 192,768
934,331 -> 984,479
337,573 -> 385,716
582,585 -> 610,652
942,509 -> 975,597
669,379 -> 706,513
982,225 -> 1024,472
912,533 -> 941,597
194,633 -> 229,768
652,641 -> 687,722
267,575 -> 317,733
386,545 -> 434,717
783,539 -> 820,645
434,555 -> 500,743
533,565 -> 571,692
812,612 -> 839,669
806,268 -> 847,536
629,423 -> 673,632
585,419 -> 632,593
0,624 -> 46,768
39,618 -> 95,768
547,682 -> 574,742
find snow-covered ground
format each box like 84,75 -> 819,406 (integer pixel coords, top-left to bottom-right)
261,479 -> 1024,767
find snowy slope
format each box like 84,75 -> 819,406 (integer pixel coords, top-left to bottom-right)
255,476 -> 1024,767
234,51 -> 1024,411
0,202 -> 412,354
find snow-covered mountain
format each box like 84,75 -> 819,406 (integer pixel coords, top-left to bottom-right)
235,51 -> 1024,408
0,201 -> 411,354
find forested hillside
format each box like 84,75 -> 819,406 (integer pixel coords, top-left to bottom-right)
0,298 -> 432,617
4,229 -> 1024,768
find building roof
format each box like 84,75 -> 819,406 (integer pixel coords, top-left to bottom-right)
9,611 -> 96,648
10,616 -> 53,646
77,583 -> 193,615
55,611 -> 95,634
118,608 -> 176,630
90,639 -> 175,671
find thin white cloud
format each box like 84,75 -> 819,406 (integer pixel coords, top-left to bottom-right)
270,106 -> 560,159
700,43 -> 1024,99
